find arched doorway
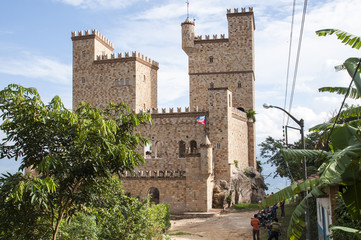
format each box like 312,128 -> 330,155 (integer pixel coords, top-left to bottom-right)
148,187 -> 160,204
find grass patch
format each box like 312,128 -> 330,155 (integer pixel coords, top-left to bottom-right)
232,202 -> 259,210
168,231 -> 203,237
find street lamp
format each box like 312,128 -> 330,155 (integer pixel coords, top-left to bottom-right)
263,103 -> 310,240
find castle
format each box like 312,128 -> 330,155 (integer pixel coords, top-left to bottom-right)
71,7 -> 257,214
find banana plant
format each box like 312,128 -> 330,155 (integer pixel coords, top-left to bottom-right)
260,29 -> 361,239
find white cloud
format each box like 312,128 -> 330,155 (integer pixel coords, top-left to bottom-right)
56,0 -> 140,9
0,54 -> 71,85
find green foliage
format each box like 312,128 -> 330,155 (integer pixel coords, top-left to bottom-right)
259,132 -> 325,182
232,202 -> 259,210
245,109 -> 256,122
0,173 -> 53,240
0,84 -> 152,239
234,160 -> 239,168
89,176 -> 170,240
319,87 -> 360,99
259,30 -> 361,240
58,212 -> 98,240
331,195 -> 361,240
316,29 -> 361,49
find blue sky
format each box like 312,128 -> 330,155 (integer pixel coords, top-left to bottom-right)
1,0 -> 361,193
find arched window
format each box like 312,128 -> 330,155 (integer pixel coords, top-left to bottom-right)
144,143 -> 152,158
209,56 -> 213,63
179,140 -> 186,158
210,82 -> 214,89
114,79 -> 120,87
125,78 -> 130,85
190,140 -> 197,154
119,79 -> 124,85
148,187 -> 160,204
238,81 -> 241,88
154,141 -> 163,158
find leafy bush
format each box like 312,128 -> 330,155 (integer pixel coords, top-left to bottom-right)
58,212 -> 98,240
331,196 -> 361,240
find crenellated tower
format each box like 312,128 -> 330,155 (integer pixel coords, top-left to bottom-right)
181,8 -> 255,112
71,30 -> 158,111
181,18 -> 195,55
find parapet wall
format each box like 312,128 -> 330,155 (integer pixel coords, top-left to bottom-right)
123,169 -> 186,178
72,29 -> 158,68
137,105 -> 206,114
95,51 -> 159,68
71,29 -> 114,50
227,7 -> 253,14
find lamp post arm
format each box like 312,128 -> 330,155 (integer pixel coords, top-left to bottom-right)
269,105 -> 303,128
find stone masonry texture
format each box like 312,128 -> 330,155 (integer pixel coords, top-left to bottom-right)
72,7 -> 256,214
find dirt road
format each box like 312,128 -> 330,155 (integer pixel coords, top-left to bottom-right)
169,210 -> 255,240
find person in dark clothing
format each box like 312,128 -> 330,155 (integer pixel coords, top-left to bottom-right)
271,203 -> 278,219
268,218 -> 281,240
280,200 -> 285,217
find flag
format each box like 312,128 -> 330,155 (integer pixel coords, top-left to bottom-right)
196,116 -> 206,125
186,1 -> 189,7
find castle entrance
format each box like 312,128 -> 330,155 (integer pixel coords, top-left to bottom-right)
148,187 -> 160,204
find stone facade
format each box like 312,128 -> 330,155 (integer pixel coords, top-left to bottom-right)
72,7 -> 258,214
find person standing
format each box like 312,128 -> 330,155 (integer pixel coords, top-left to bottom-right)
268,218 -> 282,240
280,200 -> 285,217
250,214 -> 261,240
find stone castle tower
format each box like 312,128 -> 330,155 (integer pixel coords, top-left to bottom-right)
71,30 -> 158,111
71,7 -> 261,214
182,8 -> 255,111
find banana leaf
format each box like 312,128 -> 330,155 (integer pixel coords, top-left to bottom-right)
316,29 -> 361,49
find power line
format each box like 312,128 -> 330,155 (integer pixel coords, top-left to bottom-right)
283,0 -> 297,126
287,0 -> 309,126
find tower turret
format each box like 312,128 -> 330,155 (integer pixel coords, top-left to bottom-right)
181,18 -> 195,55
200,135 -> 213,176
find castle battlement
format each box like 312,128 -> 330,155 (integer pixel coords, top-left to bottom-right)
95,51 -> 159,67
71,29 -> 114,49
136,106 -> 206,114
227,7 -> 253,14
194,34 -> 227,41
124,170 -> 186,178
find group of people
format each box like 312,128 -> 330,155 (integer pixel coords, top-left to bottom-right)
250,200 -> 285,240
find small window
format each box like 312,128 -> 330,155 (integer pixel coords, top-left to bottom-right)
144,75 -> 146,82
81,50 -> 86,58
115,79 -> 120,87
179,141 -> 186,158
126,78 -> 130,85
99,76 -> 103,82
210,82 -> 214,88
190,140 -> 197,154
81,77 -> 85,84
119,79 -> 124,85
209,56 -> 213,63
216,143 -> 221,149
238,81 -> 241,88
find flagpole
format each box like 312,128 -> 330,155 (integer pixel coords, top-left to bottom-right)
186,1 -> 189,18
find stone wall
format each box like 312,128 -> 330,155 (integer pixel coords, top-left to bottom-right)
122,177 -> 187,214
72,30 -> 158,111
183,8 -> 255,111
229,108 -> 249,170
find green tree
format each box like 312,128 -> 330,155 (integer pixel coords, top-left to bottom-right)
259,131 -> 326,182
0,84 -> 151,240
260,30 -> 361,240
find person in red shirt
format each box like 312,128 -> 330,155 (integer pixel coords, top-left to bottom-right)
250,214 -> 261,240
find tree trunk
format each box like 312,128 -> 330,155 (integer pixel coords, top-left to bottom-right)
52,211 -> 63,240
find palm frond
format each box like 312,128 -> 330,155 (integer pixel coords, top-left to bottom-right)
316,29 -> 361,49
318,87 -> 360,99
